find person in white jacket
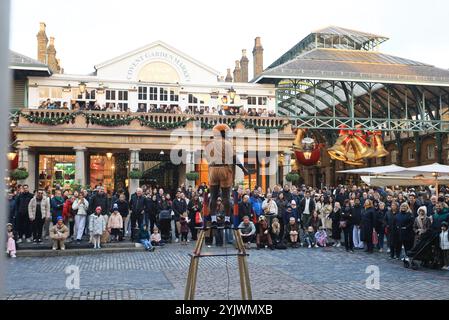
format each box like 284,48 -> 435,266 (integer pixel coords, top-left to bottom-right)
89,206 -> 106,249
72,193 -> 89,243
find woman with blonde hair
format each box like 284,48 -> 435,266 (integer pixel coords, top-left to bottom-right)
361,199 -> 376,253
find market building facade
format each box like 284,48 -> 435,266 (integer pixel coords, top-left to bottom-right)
9,24 -> 449,194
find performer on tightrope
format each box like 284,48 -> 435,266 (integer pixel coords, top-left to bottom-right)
205,124 -> 248,229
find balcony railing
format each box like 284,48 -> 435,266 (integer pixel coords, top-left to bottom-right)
15,109 -> 291,131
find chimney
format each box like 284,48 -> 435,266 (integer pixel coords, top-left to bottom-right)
47,36 -> 58,73
36,22 -> 48,63
240,49 -> 249,82
253,37 -> 264,78
233,60 -> 241,83
225,68 -> 233,82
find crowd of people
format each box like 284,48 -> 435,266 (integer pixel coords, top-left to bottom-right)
36,99 -> 276,118
6,182 -> 449,270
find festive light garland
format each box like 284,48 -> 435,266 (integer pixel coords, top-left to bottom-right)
16,111 -> 288,132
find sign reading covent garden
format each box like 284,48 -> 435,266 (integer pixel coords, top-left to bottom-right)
127,50 -> 191,81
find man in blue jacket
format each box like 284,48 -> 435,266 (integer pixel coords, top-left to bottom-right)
250,190 -> 263,219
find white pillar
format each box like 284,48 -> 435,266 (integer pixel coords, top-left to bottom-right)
283,151 -> 292,185
17,147 -> 35,189
185,151 -> 195,187
234,151 -> 245,186
74,147 -> 86,187
129,149 -> 141,195
268,153 -> 278,190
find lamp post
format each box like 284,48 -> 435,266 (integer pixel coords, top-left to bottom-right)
78,82 -> 87,94
7,151 -> 17,161
228,87 -> 236,104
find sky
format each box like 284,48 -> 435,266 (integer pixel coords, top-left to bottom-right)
8,0 -> 449,77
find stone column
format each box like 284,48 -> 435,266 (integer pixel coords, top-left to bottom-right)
268,153 -> 278,190
74,147 -> 87,187
185,151 -> 195,187
283,151 -> 292,185
129,149 -> 141,195
234,151 -> 245,186
17,147 -> 35,189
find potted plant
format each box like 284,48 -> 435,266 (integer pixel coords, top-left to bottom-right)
128,168 -> 143,180
186,171 -> 199,181
286,172 -> 300,183
11,167 -> 29,181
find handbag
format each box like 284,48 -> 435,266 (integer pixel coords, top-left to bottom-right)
195,211 -> 202,224
372,230 -> 379,245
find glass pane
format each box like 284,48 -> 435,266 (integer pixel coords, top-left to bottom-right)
90,155 -> 115,193
51,87 -> 62,99
39,87 -> 50,99
38,154 -> 76,192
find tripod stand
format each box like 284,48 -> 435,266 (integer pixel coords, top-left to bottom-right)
184,227 -> 252,300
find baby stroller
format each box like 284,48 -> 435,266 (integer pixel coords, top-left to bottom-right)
403,230 -> 441,270
159,210 -> 172,243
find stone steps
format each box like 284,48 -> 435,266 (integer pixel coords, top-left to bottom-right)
16,245 -> 145,257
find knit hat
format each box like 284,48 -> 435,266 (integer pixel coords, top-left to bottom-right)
112,203 -> 119,211
95,206 -> 102,212
418,206 -> 427,215
57,216 -> 63,221
291,200 -> 297,206
442,222 -> 448,228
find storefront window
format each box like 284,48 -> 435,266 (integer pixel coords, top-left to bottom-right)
90,155 -> 115,192
196,159 -> 209,187
38,155 -> 76,191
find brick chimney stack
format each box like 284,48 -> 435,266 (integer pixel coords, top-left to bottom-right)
253,36 -> 264,78
46,36 -> 59,73
240,49 -> 249,82
225,68 -> 233,82
37,22 -> 48,64
233,60 -> 241,83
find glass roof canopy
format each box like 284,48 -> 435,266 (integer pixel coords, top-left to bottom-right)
254,26 -> 449,133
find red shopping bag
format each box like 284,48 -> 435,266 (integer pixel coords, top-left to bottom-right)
372,230 -> 379,245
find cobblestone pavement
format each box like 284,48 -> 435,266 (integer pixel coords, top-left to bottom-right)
3,243 -> 449,300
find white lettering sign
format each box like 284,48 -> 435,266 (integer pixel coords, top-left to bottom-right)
127,50 -> 191,81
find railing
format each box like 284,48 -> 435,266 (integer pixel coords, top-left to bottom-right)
16,109 -> 291,130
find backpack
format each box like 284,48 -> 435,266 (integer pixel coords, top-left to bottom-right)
275,241 -> 288,250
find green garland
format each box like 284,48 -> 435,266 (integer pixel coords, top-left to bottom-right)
18,111 -> 288,131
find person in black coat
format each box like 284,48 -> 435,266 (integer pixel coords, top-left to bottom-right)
88,187 -> 110,215
393,202 -> 415,257
361,199 -> 376,253
375,202 -> 388,252
340,200 -> 354,252
145,194 -> 159,234
187,194 -> 202,240
172,192 -> 187,242
129,188 -> 147,238
15,185 -> 34,242
330,202 -> 342,246
113,193 -> 129,238
238,195 -> 253,224
386,202 -> 400,259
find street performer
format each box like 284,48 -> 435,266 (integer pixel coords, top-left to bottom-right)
205,124 -> 248,228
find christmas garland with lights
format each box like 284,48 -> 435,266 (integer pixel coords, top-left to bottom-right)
16,111 -> 288,132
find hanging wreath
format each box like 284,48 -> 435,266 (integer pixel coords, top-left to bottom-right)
11,167 -> 29,180
128,168 -> 143,180
285,172 -> 300,183
186,172 -> 200,181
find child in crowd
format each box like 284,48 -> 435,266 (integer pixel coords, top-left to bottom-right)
286,217 -> 300,248
139,224 -> 155,252
315,228 -> 328,247
108,204 -> 123,242
440,222 -> 449,270
271,218 -> 281,245
180,212 -> 190,245
101,212 -> 110,244
304,226 -> 317,248
89,206 -> 106,249
151,226 -> 164,246
6,223 -> 17,258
